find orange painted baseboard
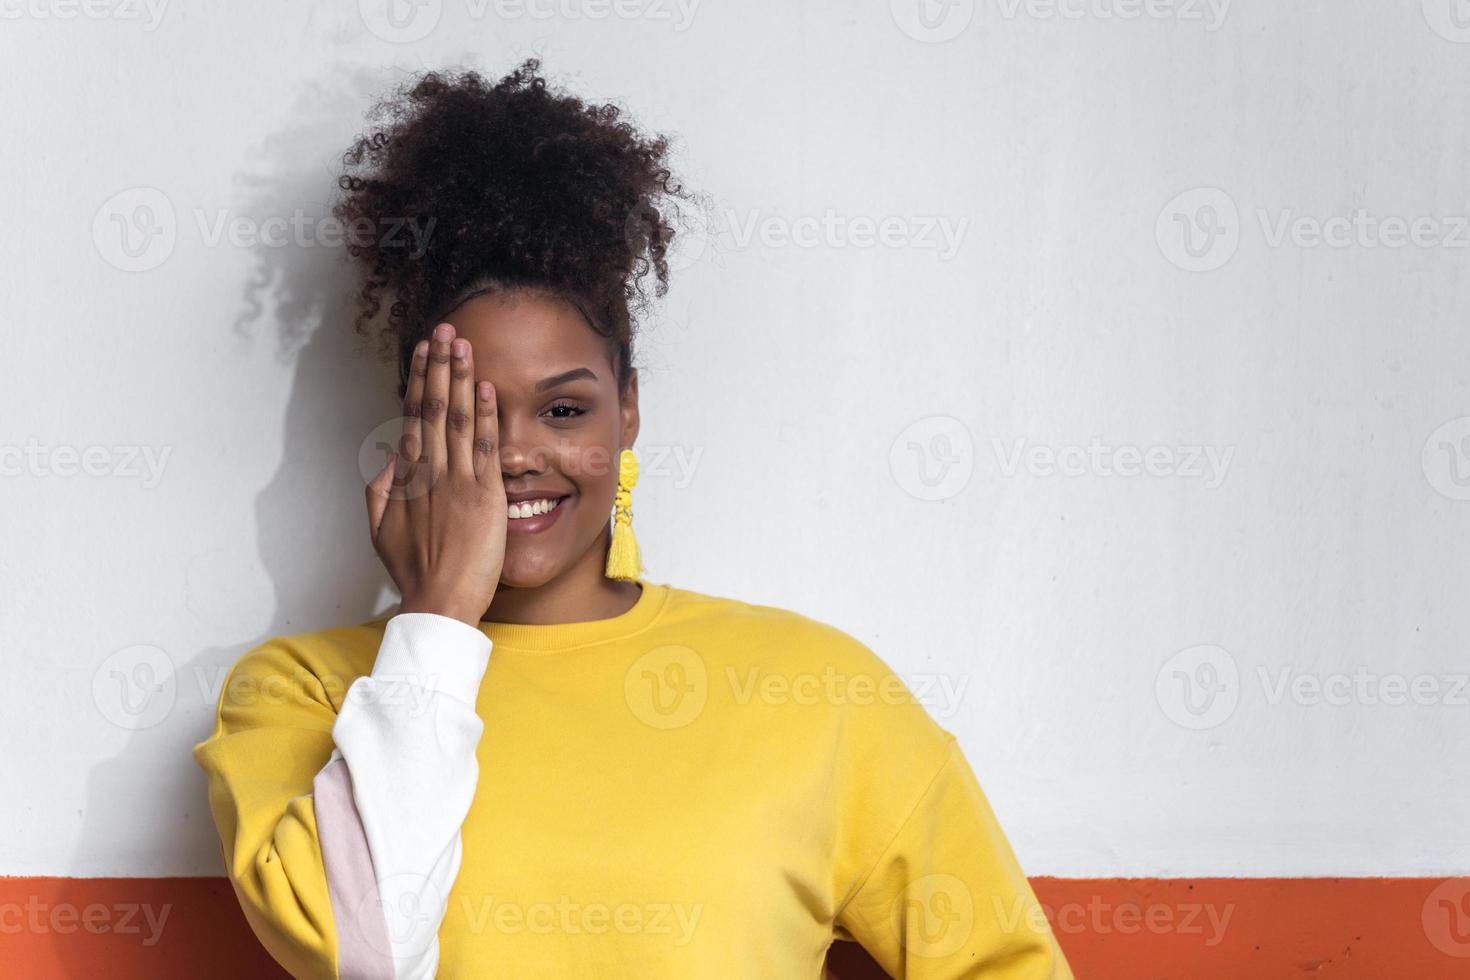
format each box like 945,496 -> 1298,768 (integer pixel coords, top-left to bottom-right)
1,876 -> 1467,978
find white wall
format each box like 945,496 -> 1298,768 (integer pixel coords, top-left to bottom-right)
2,0 -> 1467,878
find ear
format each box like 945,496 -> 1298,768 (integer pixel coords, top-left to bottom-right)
620,368 -> 641,451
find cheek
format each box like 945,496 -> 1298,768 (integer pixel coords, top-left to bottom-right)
558,440 -> 621,497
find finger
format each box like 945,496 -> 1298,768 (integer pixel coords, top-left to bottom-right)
447,335 -> 476,477
365,450 -> 395,541
474,379 -> 502,489
396,339 -> 429,503
422,322 -> 454,488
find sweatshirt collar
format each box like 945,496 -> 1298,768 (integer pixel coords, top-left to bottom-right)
475,578 -> 670,652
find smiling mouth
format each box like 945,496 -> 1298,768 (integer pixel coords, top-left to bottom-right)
507,495 -> 570,521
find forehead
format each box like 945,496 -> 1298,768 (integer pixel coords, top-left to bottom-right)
446,290 -> 610,385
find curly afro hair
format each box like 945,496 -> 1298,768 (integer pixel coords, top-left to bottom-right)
334,58 -> 689,400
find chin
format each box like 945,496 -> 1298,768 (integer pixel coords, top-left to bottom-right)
498,554 -> 564,589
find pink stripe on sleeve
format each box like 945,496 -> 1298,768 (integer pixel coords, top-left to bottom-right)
314,754 -> 395,980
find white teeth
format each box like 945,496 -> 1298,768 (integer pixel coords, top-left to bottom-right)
508,497 -> 563,520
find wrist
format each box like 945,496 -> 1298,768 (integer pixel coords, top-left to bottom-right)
399,593 -> 489,628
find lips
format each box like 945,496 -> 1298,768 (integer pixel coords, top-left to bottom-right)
505,494 -> 571,535
507,495 -> 568,520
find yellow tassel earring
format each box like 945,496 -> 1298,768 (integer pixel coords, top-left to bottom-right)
605,447 -> 643,581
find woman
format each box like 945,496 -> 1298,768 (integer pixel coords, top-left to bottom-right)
193,58 -> 1072,979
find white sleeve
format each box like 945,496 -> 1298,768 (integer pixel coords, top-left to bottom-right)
311,612 -> 490,980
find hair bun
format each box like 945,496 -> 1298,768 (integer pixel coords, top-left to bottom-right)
335,57 -> 688,387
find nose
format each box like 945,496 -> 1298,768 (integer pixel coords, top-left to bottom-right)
496,413 -> 552,478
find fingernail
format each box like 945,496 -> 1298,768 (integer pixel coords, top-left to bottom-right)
434,323 -> 453,341
452,339 -> 467,359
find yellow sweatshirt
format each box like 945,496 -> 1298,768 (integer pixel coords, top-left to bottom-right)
192,578 -> 1072,979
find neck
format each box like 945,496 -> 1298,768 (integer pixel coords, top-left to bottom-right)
480,523 -> 641,626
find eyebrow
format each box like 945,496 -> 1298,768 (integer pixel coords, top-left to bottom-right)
534,367 -> 599,392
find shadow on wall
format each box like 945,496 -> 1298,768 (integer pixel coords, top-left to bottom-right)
65,69 -> 404,980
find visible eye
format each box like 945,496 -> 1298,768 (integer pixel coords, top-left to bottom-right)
544,401 -> 588,420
